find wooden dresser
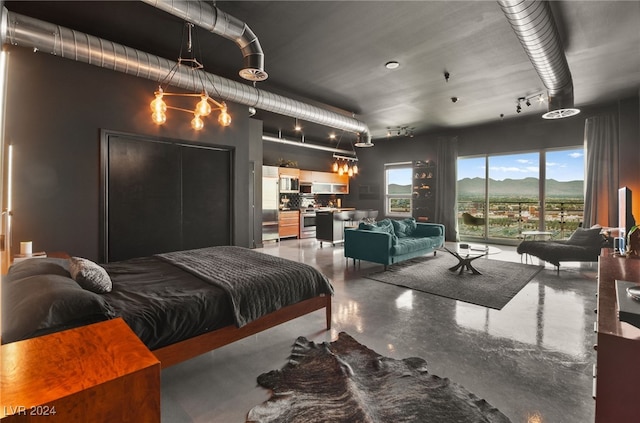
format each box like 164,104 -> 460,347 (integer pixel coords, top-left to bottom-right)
1,318 -> 160,422
594,254 -> 640,422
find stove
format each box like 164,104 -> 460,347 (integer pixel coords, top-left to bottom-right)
300,209 -> 317,239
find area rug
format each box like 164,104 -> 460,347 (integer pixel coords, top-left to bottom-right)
246,332 -> 511,423
365,254 -> 543,310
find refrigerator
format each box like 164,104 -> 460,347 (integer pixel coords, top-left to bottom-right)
262,166 -> 280,242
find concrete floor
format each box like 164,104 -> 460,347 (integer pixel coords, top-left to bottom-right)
161,239 -> 597,423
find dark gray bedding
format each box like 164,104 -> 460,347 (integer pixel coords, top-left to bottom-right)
157,246 -> 334,327
3,247 -> 333,351
102,255 -> 234,350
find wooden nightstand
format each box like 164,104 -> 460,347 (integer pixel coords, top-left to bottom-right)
1,318 -> 160,422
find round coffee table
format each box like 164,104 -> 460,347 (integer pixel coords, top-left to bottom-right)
442,243 -> 502,275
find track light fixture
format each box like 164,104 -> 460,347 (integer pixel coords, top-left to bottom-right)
150,22 -> 230,130
515,93 -> 546,115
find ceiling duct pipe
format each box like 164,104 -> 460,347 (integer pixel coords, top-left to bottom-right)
497,0 -> 580,119
0,8 -> 371,143
139,0 -> 267,82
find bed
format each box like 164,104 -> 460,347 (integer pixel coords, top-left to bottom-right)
2,246 -> 334,368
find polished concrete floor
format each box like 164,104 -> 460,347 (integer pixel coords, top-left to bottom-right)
161,239 -> 598,423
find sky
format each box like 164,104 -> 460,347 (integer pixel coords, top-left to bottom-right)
457,148 -> 584,182
386,148 -> 585,186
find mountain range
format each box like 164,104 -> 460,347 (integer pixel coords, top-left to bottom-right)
389,177 -> 584,199
458,177 -> 583,199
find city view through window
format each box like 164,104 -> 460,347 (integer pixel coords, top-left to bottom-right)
458,148 -> 585,241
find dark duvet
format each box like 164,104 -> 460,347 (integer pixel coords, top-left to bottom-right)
2,246 -> 333,350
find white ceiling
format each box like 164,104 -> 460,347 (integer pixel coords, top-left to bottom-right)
5,1 -> 640,143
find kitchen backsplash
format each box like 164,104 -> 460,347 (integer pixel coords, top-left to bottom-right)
279,193 -> 342,209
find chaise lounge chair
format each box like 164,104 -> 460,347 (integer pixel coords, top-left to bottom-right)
516,227 -> 606,274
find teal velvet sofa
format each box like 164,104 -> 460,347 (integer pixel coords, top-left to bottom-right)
344,217 -> 445,268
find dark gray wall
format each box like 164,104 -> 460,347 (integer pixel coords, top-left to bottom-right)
263,95 -> 640,222
6,47 -> 256,261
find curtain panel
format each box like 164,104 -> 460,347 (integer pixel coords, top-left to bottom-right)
583,115 -> 619,228
434,137 -> 458,241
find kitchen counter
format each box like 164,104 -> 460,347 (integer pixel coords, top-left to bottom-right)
302,207 -> 355,212
315,209 -> 356,246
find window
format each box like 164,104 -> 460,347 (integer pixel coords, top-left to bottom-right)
385,163 -> 412,216
457,147 -> 584,242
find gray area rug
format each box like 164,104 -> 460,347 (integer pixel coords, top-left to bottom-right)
365,254 -> 543,310
247,332 -> 512,423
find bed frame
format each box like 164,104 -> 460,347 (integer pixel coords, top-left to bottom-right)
152,294 -> 332,368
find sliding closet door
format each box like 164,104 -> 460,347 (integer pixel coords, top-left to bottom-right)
107,136 -> 182,261
181,146 -> 231,249
102,131 -> 233,262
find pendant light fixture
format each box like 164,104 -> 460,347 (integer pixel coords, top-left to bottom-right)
150,22 -> 231,130
331,132 -> 359,177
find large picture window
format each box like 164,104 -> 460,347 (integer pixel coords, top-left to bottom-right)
385,163 -> 412,216
457,147 -> 584,242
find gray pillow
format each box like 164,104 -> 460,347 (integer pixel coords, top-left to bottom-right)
68,257 -> 113,294
566,227 -> 604,247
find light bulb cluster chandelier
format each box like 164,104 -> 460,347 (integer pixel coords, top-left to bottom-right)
150,22 -> 231,130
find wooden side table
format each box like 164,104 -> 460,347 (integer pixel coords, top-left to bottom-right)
1,318 -> 160,422
594,255 -> 640,422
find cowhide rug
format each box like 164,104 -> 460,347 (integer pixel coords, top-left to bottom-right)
247,332 -> 511,423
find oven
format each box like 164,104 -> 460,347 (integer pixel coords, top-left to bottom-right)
300,210 -> 317,239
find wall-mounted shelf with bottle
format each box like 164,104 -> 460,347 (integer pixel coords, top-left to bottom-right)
412,160 -> 436,222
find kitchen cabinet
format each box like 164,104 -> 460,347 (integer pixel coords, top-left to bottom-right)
279,210 -> 299,239
299,170 -> 313,183
311,171 -> 334,183
594,254 -> 640,422
278,167 -> 300,177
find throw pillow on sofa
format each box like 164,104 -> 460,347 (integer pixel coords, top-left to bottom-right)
391,217 -> 417,238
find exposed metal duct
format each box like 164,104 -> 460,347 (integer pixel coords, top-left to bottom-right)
263,134 -> 357,156
140,0 -> 267,82
0,8 -> 372,143
498,0 -> 580,119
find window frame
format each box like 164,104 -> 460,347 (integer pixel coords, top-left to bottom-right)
384,162 -> 413,217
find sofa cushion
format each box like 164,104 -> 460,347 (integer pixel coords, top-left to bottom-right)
565,227 -> 604,247
392,218 -> 417,238
391,236 -> 438,256
413,223 -> 444,237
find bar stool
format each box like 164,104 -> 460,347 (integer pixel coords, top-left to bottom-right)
347,210 -> 368,228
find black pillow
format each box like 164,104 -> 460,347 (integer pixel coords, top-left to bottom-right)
566,227 -> 604,246
1,274 -> 116,344
7,257 -> 71,280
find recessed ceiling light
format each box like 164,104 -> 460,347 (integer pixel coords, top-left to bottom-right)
385,61 -> 400,70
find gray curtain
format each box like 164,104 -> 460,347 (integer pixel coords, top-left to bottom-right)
434,136 -> 458,241
583,115 -> 619,228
